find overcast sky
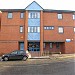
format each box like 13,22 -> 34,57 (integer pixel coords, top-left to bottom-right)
0,0 -> 75,11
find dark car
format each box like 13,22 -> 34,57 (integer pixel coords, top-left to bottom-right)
1,50 -> 28,61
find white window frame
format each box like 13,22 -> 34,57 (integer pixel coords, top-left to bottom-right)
44,27 -> 47,30
73,14 -> 75,20
28,12 -> 40,18
44,26 -> 54,30
20,26 -> 23,33
58,27 -> 64,33
74,27 -> 75,33
28,27 -> 30,32
37,27 -> 40,33
31,27 -> 34,32
58,14 -> 62,19
34,27 -> 37,32
8,12 -> 12,18
20,12 -> 24,18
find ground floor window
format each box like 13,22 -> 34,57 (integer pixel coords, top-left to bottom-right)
43,43 -> 46,48
50,43 -> 53,48
56,42 -> 60,49
19,42 -> 24,50
28,42 -> 40,51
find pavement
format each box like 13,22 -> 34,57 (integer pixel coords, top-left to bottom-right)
30,54 -> 75,59
0,54 -> 75,61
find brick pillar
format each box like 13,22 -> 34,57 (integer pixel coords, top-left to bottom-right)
40,11 -> 43,56
24,11 -> 28,50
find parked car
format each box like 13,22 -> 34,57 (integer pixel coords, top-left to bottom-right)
1,50 -> 29,61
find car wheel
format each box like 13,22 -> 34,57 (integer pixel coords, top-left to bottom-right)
22,56 -> 28,61
4,57 -> 8,61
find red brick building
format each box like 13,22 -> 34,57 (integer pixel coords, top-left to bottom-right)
0,1 -> 75,57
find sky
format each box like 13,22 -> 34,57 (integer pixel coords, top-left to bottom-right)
0,0 -> 75,11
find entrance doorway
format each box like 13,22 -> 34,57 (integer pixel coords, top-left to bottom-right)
28,42 -> 40,51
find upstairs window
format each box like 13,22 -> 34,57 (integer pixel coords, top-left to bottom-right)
28,12 -> 40,18
73,14 -> 75,20
20,12 -> 24,18
58,14 -> 62,19
74,27 -> 75,33
28,27 -> 40,33
20,26 -> 23,33
58,27 -> 64,33
44,26 -> 54,30
8,12 -> 12,18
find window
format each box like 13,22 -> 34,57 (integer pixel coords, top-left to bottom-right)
20,12 -> 24,18
56,43 -> 60,48
31,27 -> 34,32
28,12 -> 40,18
44,26 -> 54,30
8,12 -> 12,18
58,14 -> 62,19
37,27 -> 40,32
28,27 -> 40,33
28,27 -> 30,32
20,26 -> 23,33
73,14 -> 75,20
34,27 -> 37,32
43,43 -> 46,48
50,43 -> 53,48
74,27 -> 75,33
19,42 -> 24,50
58,27 -> 64,33
11,51 -> 17,54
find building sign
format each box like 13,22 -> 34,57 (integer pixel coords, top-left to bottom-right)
66,39 -> 71,42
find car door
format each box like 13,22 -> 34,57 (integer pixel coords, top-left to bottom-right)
9,51 -> 18,60
17,51 -> 24,60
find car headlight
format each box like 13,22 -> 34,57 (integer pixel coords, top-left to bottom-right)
2,55 -> 5,57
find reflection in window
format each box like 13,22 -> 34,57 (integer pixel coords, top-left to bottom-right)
58,27 -> 64,33
28,12 -> 40,18
8,12 -> 12,18
20,26 -> 23,33
58,14 -> 62,19
20,12 -> 24,18
28,27 -> 40,33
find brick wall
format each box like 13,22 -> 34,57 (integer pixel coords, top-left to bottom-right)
0,11 -> 75,55
0,11 -> 25,54
43,12 -> 74,53
0,12 -> 1,31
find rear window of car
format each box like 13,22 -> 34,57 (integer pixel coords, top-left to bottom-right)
18,51 -> 26,54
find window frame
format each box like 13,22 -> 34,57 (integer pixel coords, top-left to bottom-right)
44,26 -> 54,30
28,12 -> 40,19
20,26 -> 23,33
74,27 -> 75,33
58,13 -> 63,20
58,27 -> 64,34
20,12 -> 24,19
28,26 -> 40,33
8,12 -> 13,19
56,42 -> 60,49
73,14 -> 75,20
50,43 -> 53,49
43,43 -> 46,48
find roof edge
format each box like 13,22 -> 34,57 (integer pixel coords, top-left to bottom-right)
0,9 -> 75,13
